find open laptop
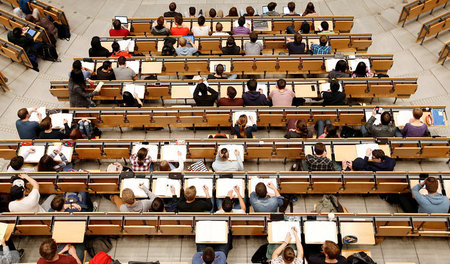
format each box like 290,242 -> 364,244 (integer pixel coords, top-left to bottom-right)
262,6 -> 268,14
115,16 -> 128,27
26,28 -> 37,37
283,6 -> 289,14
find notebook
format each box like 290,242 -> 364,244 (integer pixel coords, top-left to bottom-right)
118,39 -> 135,52
125,60 -> 140,73
132,144 -> 158,161
218,144 -> 244,161
270,221 -> 301,243
325,59 -> 341,72
123,83 -> 146,99
121,178 -> 150,198
195,221 -> 228,243
320,82 -> 342,92
395,110 -> 413,127
215,179 -> 244,197
161,144 -> 187,161
304,221 -> 338,244
185,178 -> 213,197
356,143 -> 379,159
250,177 -> 277,195
245,83 -> 267,95
153,178 -> 181,197
28,107 -> 46,122
432,109 -> 445,126
81,61 -> 95,71
232,111 -> 257,126
50,113 -> 73,129
18,146 -> 45,163
27,28 -> 37,37
349,58 -> 370,72
47,144 -> 73,162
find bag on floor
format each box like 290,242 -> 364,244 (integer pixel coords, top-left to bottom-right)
314,194 -> 344,213
86,237 -> 113,258
251,243 -> 269,264
340,126 -> 362,138
42,43 -> 59,62
54,22 -> 71,40
347,251 -> 376,264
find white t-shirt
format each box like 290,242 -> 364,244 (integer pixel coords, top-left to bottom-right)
7,167 -> 35,173
211,32 -> 229,36
192,26 -> 210,36
8,189 -> 44,213
216,209 -> 245,213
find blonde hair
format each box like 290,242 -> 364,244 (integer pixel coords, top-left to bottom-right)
179,37 -> 187,47
121,188 -> 135,204
159,160 -> 171,171
184,186 -> 196,201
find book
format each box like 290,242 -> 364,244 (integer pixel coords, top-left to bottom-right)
250,177 -> 277,195
153,178 -> 181,197
121,178 -> 150,198
28,107 -> 46,122
118,39 -> 135,52
217,144 -> 244,161
395,110 -> 413,127
50,113 -> 73,129
18,146 -> 45,163
126,60 -> 140,73
81,61 -> 95,71
349,58 -> 370,72
161,144 -> 187,162
431,109 -> 445,126
123,83 -> 146,99
320,82 -> 342,93
196,221 -> 228,243
304,221 -> 337,244
47,144 -> 73,162
270,221 -> 301,243
216,179 -> 244,197
356,143 -> 379,159
132,144 -> 158,161
232,111 -> 257,126
185,178 -> 213,197
325,59 -> 341,71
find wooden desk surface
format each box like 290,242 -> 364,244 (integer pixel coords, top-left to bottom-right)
171,85 -> 193,99
340,222 -> 375,245
334,145 -> 357,161
294,84 -> 319,98
52,221 -> 86,243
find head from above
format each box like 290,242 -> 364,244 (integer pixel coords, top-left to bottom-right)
222,196 -> 234,212
102,60 -> 113,70
324,124 -> 338,138
209,8 -> 217,18
189,7 -> 196,16
72,59 -> 82,71
50,194 -> 65,212
112,41 -> 120,53
219,148 -> 229,161
226,36 -> 236,47
287,2 -> 296,13
38,154 -> 59,172
17,108 -> 29,120
156,16 -> 165,28
296,119 -> 309,137
112,19 -> 121,30
91,36 -> 102,49
380,111 -> 392,125
423,175 -> 439,194
228,7 -> 238,17
282,246 -> 296,263
12,27 -> 22,38
238,16 -> 246,27
215,22 -> 223,32
314,142 -> 326,156
215,64 -> 224,76
40,116 -> 52,131
268,2 -> 277,11
202,247 -> 215,264
277,79 -> 286,90
178,37 -> 187,47
39,238 -> 58,261
122,188 -> 136,205
151,197 -> 165,212
159,160 -> 170,171
323,240 -> 340,260
335,60 -> 348,73
300,22 -> 310,34
122,91 -> 136,107
249,32 -> 258,43
70,128 -> 83,140
118,56 -> 127,66
413,108 -> 423,120
197,83 -> 208,95
246,6 -> 255,16
319,35 -> 328,46
371,149 -> 385,162
137,147 -> 148,166
70,69 -> 85,86
10,184 -> 25,201
321,21 -> 329,31
354,61 -> 367,77
174,14 -> 183,26
330,79 -> 340,93
198,15 -> 206,26
237,114 -> 248,126
10,155 -> 25,170
184,186 -> 196,202
304,2 -> 316,15
255,182 -> 268,198
169,2 -> 176,12
247,78 -> 257,91
227,86 -> 237,99
293,33 -> 303,45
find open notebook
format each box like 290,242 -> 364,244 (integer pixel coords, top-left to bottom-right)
161,144 -> 187,162
50,113 -> 73,129
304,221 -> 337,244
153,178 -> 181,197
19,146 -> 45,163
28,107 -> 46,122
121,178 -> 150,198
123,83 -> 146,99
232,111 -> 257,126
356,143 -> 379,159
216,179 -> 244,197
185,178 -> 213,197
250,177 -> 277,196
47,144 -> 73,162
196,221 -> 228,243
270,221 -> 301,243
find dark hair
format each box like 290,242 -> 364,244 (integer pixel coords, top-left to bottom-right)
189,7 -> 196,16
226,36 -> 236,46
425,176 -> 439,193
381,112 -> 392,125
246,6 -> 255,16
247,78 -> 257,91
17,108 -> 28,120
219,148 -> 229,160
38,154 -> 60,172
314,142 -> 325,155
324,124 -> 338,138
330,80 -> 340,93
112,41 -> 120,52
102,60 -> 112,70
113,19 -> 121,30
40,116 -> 52,131
70,128 -> 83,140
277,79 -> 286,89
151,197 -> 165,212
12,27 -> 22,38
283,246 -> 296,262
255,182 -> 267,198
321,21 -> 329,31
372,149 -> 385,159
222,197 -> 234,212
238,16 -> 245,27
209,8 -> 217,18
197,83 -> 208,95
296,119 -> 309,138
198,16 -> 206,26
215,64 -> 224,75
294,33 -> 302,45
169,2 -> 176,11
39,238 -> 57,261
137,148 -> 148,166
70,69 -> 86,87
228,7 -> 238,16
300,22 -> 310,33
216,22 -> 223,32
10,156 -> 24,170
268,2 -> 277,11
319,35 -> 328,46
156,16 -> 165,28
174,14 -> 183,25
287,2 -> 296,12
303,2 -> 316,16
9,185 -> 25,201
227,86 -> 237,99
51,195 -> 65,211
90,36 -> 103,50
353,62 -> 367,77
335,60 -> 348,73
249,32 -> 258,42
72,60 -> 82,70
122,91 -> 138,107
118,56 -> 127,66
202,247 -> 215,264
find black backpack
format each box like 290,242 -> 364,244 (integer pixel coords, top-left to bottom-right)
347,252 -> 376,264
340,126 -> 363,138
54,22 -> 71,40
161,37 -> 176,56
41,43 -> 59,62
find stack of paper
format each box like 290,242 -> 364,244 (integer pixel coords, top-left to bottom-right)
123,83 -> 146,99
81,61 -> 95,71
161,144 -> 187,161
132,144 -> 158,161
325,59 -> 341,71
218,145 -> 244,161
19,146 -> 45,163
196,221 -> 228,243
349,58 -> 370,72
395,110 -> 413,127
365,111 -> 381,125
153,178 -> 181,197
126,60 -> 140,73
185,178 -> 213,197
47,145 -> 73,162
320,82 -> 342,92
250,177 -> 277,195
356,143 -> 379,159
216,179 -> 244,197
232,111 -> 257,126
270,221 -> 301,243
118,39 -> 135,52
50,113 -> 73,128
28,107 -> 46,122
121,178 -> 150,198
304,221 -> 337,244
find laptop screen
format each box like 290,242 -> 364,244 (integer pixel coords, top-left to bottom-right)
27,28 -> 37,37
183,36 -> 194,44
115,16 -> 128,25
283,6 -> 290,14
262,6 -> 268,14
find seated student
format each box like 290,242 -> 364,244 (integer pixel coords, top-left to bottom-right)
177,186 -> 212,212
176,37 -> 198,56
110,186 -> 156,212
150,188 -> 178,213
216,186 -> 246,213
96,61 -> 116,80
171,15 -> 190,36
269,79 -> 295,106
49,193 -> 93,212
8,151 -> 35,173
188,7 -> 196,18
0,239 -> 22,264
110,41 -> 132,58
401,108 -> 430,137
227,7 -> 239,17
287,21 -> 311,34
244,6 -> 257,17
193,81 -> 219,106
70,60 -> 93,81
208,8 -> 217,18
362,108 -> 399,137
159,151 -> 184,172
89,36 -> 111,57
234,114 -> 257,138
38,239 -> 81,264
244,32 -> 262,55
151,16 -> 171,36
286,33 -> 305,54
352,61 -> 373,78
208,64 -> 227,79
243,79 -> 270,106
250,182 -> 283,212
316,121 -> 339,139
38,146 -> 69,172
305,143 -> 337,171
302,2 -> 318,16
310,35 -> 331,55
232,16 -> 250,35
342,157 -> 366,172
192,16 -> 210,36
25,13 -> 57,45
284,2 -> 300,16
113,56 -> 137,80
271,227 -> 303,264
218,86 -> 244,106
8,27 -> 42,71
263,2 -> 280,16
16,107 -> 42,139
164,2 -> 182,17
222,36 -> 241,55
318,21 -> 334,34
308,240 -> 346,264
328,60 -> 350,79
130,147 -> 152,171
412,175 -> 449,213
122,91 -> 143,107
38,116 -> 70,139
69,119 -> 93,140
360,148 -> 396,172
68,69 -> 102,107
212,23 -> 228,36
285,119 -> 313,139
9,173 -> 45,212
192,247 -> 226,264
109,19 -> 130,37
322,80 -> 346,106
212,148 -> 244,172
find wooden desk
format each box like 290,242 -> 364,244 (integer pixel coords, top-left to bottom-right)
195,221 -> 228,244
294,84 -> 319,98
141,61 -> 163,74
215,179 -> 245,198
334,145 -> 357,161
171,86 -> 193,99
340,222 -> 375,245
52,221 -> 86,243
152,179 -> 181,198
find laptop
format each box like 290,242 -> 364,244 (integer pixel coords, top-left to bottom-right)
183,35 -> 194,44
283,6 -> 289,14
115,16 -> 128,27
262,6 -> 268,14
253,21 -> 269,30
27,28 -> 37,37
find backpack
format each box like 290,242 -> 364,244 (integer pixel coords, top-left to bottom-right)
89,252 -> 111,264
161,37 -> 176,56
340,126 -> 363,138
41,43 -> 59,62
85,237 -> 113,258
54,22 -> 71,40
314,195 -> 344,213
346,252 -> 376,264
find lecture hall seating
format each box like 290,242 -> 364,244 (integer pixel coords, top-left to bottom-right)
0,71 -> 8,91
416,11 -> 450,44
437,40 -> 450,64
0,9 -> 51,43
398,0 -> 449,27
0,37 -> 34,68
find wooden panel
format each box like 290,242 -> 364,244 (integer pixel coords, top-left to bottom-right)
371,60 -> 393,73
377,226 -> 411,236
16,225 -> 51,235
75,148 -> 102,160
158,225 -> 192,235
308,182 -> 341,193
123,225 -> 157,235
391,147 -> 421,158
232,225 -> 266,236
279,182 -> 309,193
246,147 -> 273,159
188,147 -> 215,159
103,147 -> 130,159
87,225 -> 122,235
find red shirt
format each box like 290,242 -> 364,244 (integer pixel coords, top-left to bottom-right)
170,26 -> 190,36
218,98 -> 244,106
109,28 -> 130,37
38,255 -> 78,264
111,51 -> 132,58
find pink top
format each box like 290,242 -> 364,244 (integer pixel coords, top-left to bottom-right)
269,89 -> 295,106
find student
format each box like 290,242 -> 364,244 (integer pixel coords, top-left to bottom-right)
308,241 -> 346,264
212,23 -> 228,36
271,227 -> 303,264
113,56 -> 137,80
302,2 -> 318,16
110,41 -> 132,58
232,16 -> 250,35
188,7 -> 196,18
360,148 -> 396,172
401,108 -> 430,137
244,32 -> 262,55
243,79 -> 270,106
192,16 -> 210,36
7,151 -> 36,173
208,64 -> 227,79
328,60 -> 350,79
96,61 -> 116,80
69,69 -> 102,107
244,6 -> 257,17
318,21 -> 334,34
164,2 -> 182,17
412,176 -> 449,213
151,16 -> 170,36
218,86 -> 244,106
285,119 -> 313,139
316,122 -> 339,139
269,79 -> 295,106
305,143 -> 336,171
192,247 -> 226,264
216,186 -> 246,213
263,2 -> 280,16
284,2 -> 300,16
300,22 -> 311,33
362,108 -> 398,137
38,145 -> 69,172
322,80 -> 346,106
159,151 -> 184,172
122,91 -> 143,107
176,37 -> 198,56
150,188 -> 178,212
0,239 -> 22,264
212,148 -> 244,172
171,15 -> 190,36
250,182 -> 283,212
50,193 -> 93,212
70,60 -> 92,80
111,186 -> 156,212
227,7 -> 239,17
342,157 -> 366,172
310,35 -> 331,55
234,115 -> 257,138
38,239 -> 81,264
9,173 -> 44,212
16,107 -> 42,139
109,19 -> 130,37
222,36 -> 241,55
208,8 -> 217,18
38,116 -> 70,139
130,147 -> 152,171
193,81 -> 219,106
25,13 -> 57,45
177,186 -> 212,212
352,61 -> 374,77
8,27 -> 41,71
89,36 -> 111,57
286,33 -> 305,54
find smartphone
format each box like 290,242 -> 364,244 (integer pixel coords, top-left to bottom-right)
376,107 -> 383,114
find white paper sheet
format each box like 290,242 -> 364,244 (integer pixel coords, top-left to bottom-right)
320,82 -> 342,92
217,145 -> 244,161
28,107 -> 46,122
50,113 -> 73,129
395,110 -> 413,127
132,144 -> 158,161
123,83 -> 146,99
196,221 -> 227,243
18,146 -> 45,163
356,143 -> 379,159
349,58 -> 370,72
234,19 -> 252,29
121,178 -> 150,198
161,144 -> 187,161
0,223 -> 8,240
250,177 -> 277,196
245,83 -> 267,96
304,221 -> 338,244
325,59 -> 340,71
185,178 -> 213,197
365,111 -> 381,126
81,61 -> 95,71
118,39 -> 135,52
271,221 -> 301,243
153,178 -> 181,197
232,111 -> 257,126
126,60 -> 140,73
216,179 -> 244,197
47,145 -> 73,162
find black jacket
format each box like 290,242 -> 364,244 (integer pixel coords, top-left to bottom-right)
193,86 -> 218,106
322,91 -> 346,106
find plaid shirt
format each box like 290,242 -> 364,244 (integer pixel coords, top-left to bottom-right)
305,154 -> 334,171
310,44 -> 331,55
130,154 -> 152,171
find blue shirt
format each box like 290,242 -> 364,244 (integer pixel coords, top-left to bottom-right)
250,192 -> 284,212
175,47 -> 197,56
16,119 -> 40,139
192,251 -> 226,264
412,184 -> 449,213
19,0 -> 31,15
310,44 -> 331,55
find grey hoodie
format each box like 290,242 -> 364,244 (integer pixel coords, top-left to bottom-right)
119,186 -> 156,212
412,184 -> 449,213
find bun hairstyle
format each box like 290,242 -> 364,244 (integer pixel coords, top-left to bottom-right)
237,114 -> 248,138
137,148 -> 148,166
219,148 -> 229,160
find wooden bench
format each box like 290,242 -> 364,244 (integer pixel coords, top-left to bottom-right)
0,71 -> 8,91
437,40 -> 450,64
0,9 -> 50,43
416,11 -> 450,44
0,38 -> 34,68
398,0 -> 449,27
